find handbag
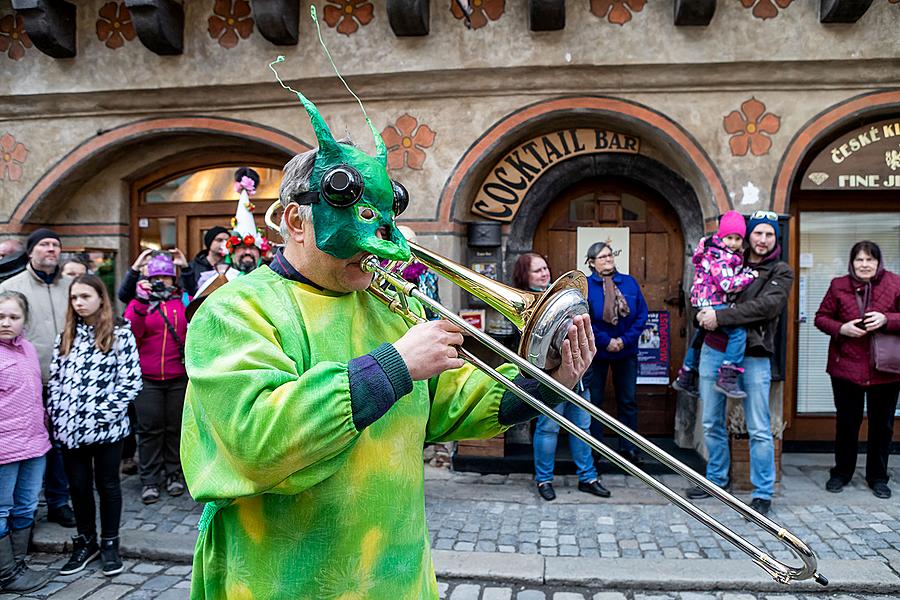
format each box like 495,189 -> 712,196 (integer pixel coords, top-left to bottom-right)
854,289 -> 900,375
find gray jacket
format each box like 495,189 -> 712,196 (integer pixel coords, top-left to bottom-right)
0,264 -> 71,383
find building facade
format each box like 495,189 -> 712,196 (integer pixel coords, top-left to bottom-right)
1,0 -> 898,454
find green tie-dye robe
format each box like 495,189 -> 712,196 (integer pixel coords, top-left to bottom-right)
181,266 -> 519,599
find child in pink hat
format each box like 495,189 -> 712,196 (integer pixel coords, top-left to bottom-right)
672,210 -> 758,399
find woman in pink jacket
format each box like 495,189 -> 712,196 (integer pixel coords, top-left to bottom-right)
124,253 -> 188,505
0,291 -> 50,593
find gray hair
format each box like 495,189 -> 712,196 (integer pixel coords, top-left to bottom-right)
277,137 -> 355,240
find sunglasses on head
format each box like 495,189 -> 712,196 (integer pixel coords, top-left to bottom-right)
750,210 -> 778,221
291,165 -> 409,216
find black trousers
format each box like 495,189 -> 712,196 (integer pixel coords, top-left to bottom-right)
585,355 -> 639,454
61,440 -> 123,539
134,377 -> 187,487
830,377 -> 900,486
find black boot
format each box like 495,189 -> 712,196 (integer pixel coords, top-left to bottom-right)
0,531 -> 50,593
100,537 -> 123,576
59,534 -> 99,576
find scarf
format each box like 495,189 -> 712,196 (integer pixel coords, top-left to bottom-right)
849,258 -> 885,318
601,272 -> 630,325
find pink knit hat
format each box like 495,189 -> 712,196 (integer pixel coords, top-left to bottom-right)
717,210 -> 746,239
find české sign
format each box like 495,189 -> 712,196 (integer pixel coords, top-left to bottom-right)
802,119 -> 900,190
472,128 -> 641,221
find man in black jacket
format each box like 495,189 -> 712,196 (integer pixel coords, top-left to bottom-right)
686,211 -> 793,516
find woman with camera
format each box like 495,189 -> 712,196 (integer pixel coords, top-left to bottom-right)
124,253 -> 189,505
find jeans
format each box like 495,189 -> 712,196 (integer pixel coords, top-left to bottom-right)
134,377 -> 187,487
533,396 -> 598,484
61,441 -> 123,539
586,355 -> 638,453
700,345 -> 775,500
830,378 -> 900,486
0,455 -> 46,536
684,305 -> 747,370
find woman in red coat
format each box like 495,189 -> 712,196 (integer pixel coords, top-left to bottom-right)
814,241 -> 900,499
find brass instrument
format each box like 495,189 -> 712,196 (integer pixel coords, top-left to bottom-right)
361,241 -> 828,587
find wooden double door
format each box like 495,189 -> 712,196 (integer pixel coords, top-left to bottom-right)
532,178 -> 687,437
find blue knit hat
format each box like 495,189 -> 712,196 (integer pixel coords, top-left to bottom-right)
747,210 -> 780,239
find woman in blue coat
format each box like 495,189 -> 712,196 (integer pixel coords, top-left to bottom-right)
584,242 -> 648,464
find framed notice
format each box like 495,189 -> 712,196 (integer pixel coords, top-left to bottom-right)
459,309 -> 486,332
576,227 -> 629,275
637,311 -> 670,385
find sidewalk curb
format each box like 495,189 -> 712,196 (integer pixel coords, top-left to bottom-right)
32,525 -> 900,593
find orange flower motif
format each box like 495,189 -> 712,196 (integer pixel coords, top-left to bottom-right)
381,115 -> 436,171
323,1 -> 374,36
0,14 -> 32,61
739,0 -> 792,20
96,2 -> 137,50
208,0 -> 254,49
590,0 -> 646,25
723,98 -> 781,157
450,0 -> 505,30
0,133 -> 28,182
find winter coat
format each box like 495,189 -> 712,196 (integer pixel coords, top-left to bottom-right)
586,271 -> 649,361
0,335 -> 50,465
690,235 -> 756,308
0,264 -> 70,383
125,297 -> 188,380
185,251 -> 219,297
47,322 -> 143,449
709,246 -> 793,358
814,270 -> 900,387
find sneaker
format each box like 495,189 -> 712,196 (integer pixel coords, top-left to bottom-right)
141,485 -> 160,505
871,481 -> 892,499
671,367 -> 699,397
825,476 -> 846,493
120,457 -> 138,476
99,537 -> 123,576
577,479 -> 611,498
536,482 -> 556,501
165,473 -> 185,497
47,504 -> 76,528
713,364 -> 747,399
59,535 -> 99,576
685,481 -> 730,500
749,497 -> 771,516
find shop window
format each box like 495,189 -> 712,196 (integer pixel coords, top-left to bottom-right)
144,167 -> 281,204
138,216 -> 176,250
796,211 -> 900,414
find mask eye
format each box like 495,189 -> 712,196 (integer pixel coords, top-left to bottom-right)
357,206 -> 377,222
391,180 -> 409,216
320,166 -> 364,208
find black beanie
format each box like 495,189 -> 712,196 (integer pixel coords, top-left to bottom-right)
26,228 -> 61,255
204,226 -> 230,250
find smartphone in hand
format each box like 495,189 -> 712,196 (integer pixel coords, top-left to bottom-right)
854,319 -> 868,330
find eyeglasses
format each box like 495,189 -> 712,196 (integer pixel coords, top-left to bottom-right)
750,210 -> 778,221
594,253 -> 614,260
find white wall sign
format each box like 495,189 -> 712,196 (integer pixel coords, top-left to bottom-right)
576,227 -> 630,276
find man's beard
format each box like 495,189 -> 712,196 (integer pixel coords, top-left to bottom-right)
235,253 -> 257,274
33,257 -> 58,273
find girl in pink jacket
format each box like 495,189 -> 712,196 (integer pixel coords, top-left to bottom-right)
672,211 -> 757,399
0,291 -> 50,593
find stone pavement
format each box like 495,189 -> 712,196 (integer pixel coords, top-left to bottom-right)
26,453 -> 900,594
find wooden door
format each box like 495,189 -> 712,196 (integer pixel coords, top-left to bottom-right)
533,178 -> 686,437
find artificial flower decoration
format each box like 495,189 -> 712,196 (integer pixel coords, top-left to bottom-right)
450,0 -> 505,30
234,175 -> 257,195
96,2 -> 137,50
0,133 -> 28,182
590,0 -> 646,25
228,235 -> 242,249
323,1 -> 374,36
381,115 -> 436,171
739,0 -> 792,20
0,14 -> 32,61
208,0 -> 254,49
243,235 -> 255,247
723,98 -> 781,157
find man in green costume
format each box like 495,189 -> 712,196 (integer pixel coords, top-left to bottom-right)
181,64 -> 596,599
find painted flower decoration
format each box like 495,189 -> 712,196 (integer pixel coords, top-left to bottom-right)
0,14 -> 32,61
381,115 -> 436,171
590,0 -> 646,25
96,2 -> 137,49
739,0 -> 792,20
208,0 -> 254,49
451,0 -> 505,30
323,1 -> 374,36
723,98 -> 781,157
0,133 -> 28,182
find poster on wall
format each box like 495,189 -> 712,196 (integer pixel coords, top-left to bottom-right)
576,227 -> 629,275
637,311 -> 670,385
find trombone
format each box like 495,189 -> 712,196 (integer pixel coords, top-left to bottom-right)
361,241 -> 828,587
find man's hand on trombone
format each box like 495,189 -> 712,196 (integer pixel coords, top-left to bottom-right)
550,314 -> 595,389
